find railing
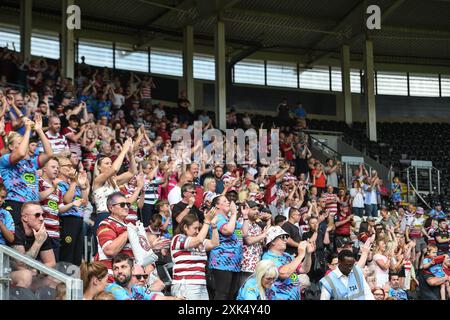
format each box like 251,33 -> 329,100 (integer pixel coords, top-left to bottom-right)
0,245 -> 83,300
405,164 -> 441,203
309,135 -> 342,160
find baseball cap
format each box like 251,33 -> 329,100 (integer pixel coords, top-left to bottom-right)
260,207 -> 272,214
336,237 -> 353,248
246,200 -> 260,208
265,226 -> 289,246
367,216 -> 376,221
416,207 -> 424,215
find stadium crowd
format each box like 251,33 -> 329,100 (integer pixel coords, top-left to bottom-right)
0,47 -> 449,300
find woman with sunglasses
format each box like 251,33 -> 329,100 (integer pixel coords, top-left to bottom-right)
237,260 -> 278,300
80,261 -> 109,300
91,137 -> 136,254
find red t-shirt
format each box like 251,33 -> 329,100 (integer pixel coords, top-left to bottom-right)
334,212 -> 352,236
280,143 -> 295,161
312,169 -> 326,188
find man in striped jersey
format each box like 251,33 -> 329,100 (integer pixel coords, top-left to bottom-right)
39,158 -> 84,261
40,116 -> 70,156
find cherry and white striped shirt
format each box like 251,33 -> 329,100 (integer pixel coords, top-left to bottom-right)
170,234 -> 208,286
41,131 -> 69,155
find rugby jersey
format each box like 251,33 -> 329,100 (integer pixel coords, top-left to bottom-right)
39,178 -> 63,239
95,216 -> 134,281
61,126 -> 82,157
0,154 -> 41,202
143,176 -> 163,205
171,234 -> 208,286
323,192 -> 338,215
41,131 -> 69,155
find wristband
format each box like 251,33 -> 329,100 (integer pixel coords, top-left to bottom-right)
243,218 -> 249,221
204,222 -> 211,225
186,206 -> 192,209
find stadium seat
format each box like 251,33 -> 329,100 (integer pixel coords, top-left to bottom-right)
9,287 -> 36,300
55,261 -> 80,278
35,287 -> 57,300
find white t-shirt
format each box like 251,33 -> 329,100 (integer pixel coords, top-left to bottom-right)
372,254 -> 390,288
168,185 -> 182,206
350,188 -> 365,208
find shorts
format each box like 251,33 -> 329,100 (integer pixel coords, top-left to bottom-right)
412,237 -> 427,253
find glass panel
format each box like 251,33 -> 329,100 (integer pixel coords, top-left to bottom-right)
78,39 -> 113,68
331,67 -> 342,92
0,24 -> 20,51
115,44 -> 148,72
194,53 -> 215,80
299,66 -> 330,91
376,71 -> 408,96
351,69 -> 361,93
31,31 -> 60,59
150,48 -> 183,77
441,75 -> 450,97
266,61 -> 297,88
234,59 -> 265,85
409,73 -> 440,97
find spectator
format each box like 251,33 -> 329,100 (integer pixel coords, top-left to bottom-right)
41,116 -> 70,156
57,157 -> 90,265
237,260 -> 278,300
349,180 -> 365,218
208,195 -> 249,300
240,201 -> 270,285
10,202 -> 56,287
92,138 -> 135,244
387,273 -> 408,300
281,207 -> 302,256
433,218 -> 450,255
170,210 -> 219,300
94,192 -> 134,279
171,183 -> 205,234
391,177 -> 403,207
372,287 -> 386,300
105,253 -> 182,300
80,261 -> 108,300
262,226 -> 314,300
324,159 -> 340,194
0,115 -> 53,226
0,184 -> 14,245
362,175 -> 380,218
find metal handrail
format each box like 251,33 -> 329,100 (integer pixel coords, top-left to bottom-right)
309,135 -> 342,158
0,245 -> 83,300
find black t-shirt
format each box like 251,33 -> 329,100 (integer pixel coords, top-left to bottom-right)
433,228 -> 450,253
418,270 -> 441,300
11,225 -> 53,260
282,221 -> 301,256
171,201 -> 204,233
278,104 -> 290,119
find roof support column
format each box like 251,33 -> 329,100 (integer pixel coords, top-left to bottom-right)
61,0 -> 75,80
364,39 -> 377,142
215,20 -> 227,131
183,25 -> 195,113
341,44 -> 353,126
20,0 -> 32,63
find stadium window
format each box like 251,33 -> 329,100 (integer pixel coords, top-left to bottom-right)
299,66 -> 330,91
194,53 -> 215,81
409,73 -> 440,97
266,61 -> 298,88
350,69 -> 361,93
0,24 -> 20,51
441,75 -> 450,97
331,67 -> 342,92
31,31 -> 60,59
78,39 -> 114,68
376,71 -> 408,96
150,48 -> 183,77
115,44 -> 148,73
233,59 -> 265,85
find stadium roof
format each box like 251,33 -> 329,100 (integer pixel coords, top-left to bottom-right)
2,0 -> 450,66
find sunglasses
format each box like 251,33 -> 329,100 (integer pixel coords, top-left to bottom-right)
112,202 -> 131,208
186,190 -> 197,194
134,274 -> 149,280
277,235 -> 289,241
32,212 -> 43,218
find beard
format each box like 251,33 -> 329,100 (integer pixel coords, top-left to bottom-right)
115,273 -> 132,287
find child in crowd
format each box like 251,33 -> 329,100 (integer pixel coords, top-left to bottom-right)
0,184 -> 14,245
422,245 -> 449,300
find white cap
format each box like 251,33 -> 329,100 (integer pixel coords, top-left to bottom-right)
265,226 -> 289,246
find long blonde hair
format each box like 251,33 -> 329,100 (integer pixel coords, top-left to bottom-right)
255,260 -> 279,300
5,131 -> 22,150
